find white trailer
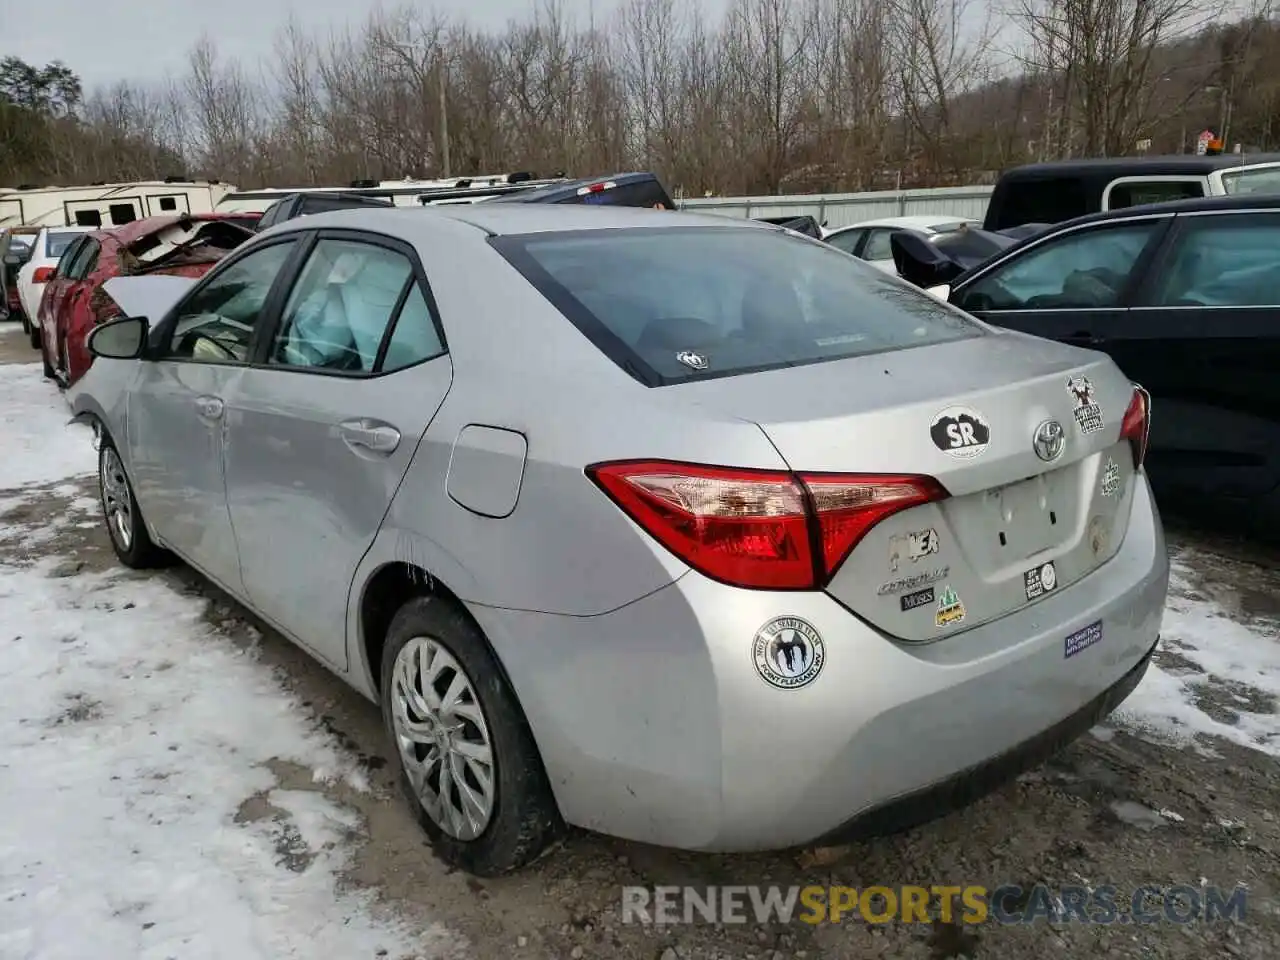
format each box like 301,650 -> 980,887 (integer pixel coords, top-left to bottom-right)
0,179 -> 236,228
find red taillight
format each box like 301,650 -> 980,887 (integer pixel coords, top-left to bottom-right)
576,181 -> 617,195
1119,384 -> 1152,469
587,460 -> 948,590
32,266 -> 55,284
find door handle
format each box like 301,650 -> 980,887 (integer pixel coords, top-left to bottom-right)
1064,330 -> 1104,346
195,396 -> 224,420
339,419 -> 401,454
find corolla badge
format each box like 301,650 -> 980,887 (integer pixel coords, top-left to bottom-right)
1033,419 -> 1066,462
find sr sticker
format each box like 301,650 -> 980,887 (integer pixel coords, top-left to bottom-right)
900,586 -> 935,612
1100,457 -> 1121,497
935,585 -> 966,627
1024,560 -> 1058,601
1064,620 -> 1104,659
878,566 -> 949,596
1067,376 -> 1104,435
752,616 -> 826,690
888,528 -> 939,572
930,406 -> 991,460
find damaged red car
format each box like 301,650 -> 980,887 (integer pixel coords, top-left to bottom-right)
38,213 -> 258,386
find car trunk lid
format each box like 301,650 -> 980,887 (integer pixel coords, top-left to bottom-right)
670,333 -> 1139,641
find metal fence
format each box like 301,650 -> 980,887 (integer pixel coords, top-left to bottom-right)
678,184 -> 994,228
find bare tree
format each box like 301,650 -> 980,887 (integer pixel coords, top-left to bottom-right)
1010,0 -> 1221,156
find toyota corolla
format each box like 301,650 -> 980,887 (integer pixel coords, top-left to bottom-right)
68,205 -> 1169,876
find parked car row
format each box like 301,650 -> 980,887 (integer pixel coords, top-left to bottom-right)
2,214 -> 260,387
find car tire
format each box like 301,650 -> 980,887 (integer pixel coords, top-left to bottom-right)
29,314 -> 40,349
98,437 -> 171,569
380,595 -> 564,876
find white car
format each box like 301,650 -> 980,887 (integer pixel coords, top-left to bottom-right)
824,216 -> 980,273
16,226 -> 94,341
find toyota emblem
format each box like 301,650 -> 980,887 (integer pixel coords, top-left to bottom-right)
1033,419 -> 1066,462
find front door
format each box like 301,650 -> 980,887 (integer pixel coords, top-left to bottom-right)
127,238 -> 301,595
950,217 -> 1171,351
223,232 -> 452,668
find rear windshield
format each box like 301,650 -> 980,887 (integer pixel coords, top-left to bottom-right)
491,226 -> 982,384
989,177 -> 1090,230
46,231 -> 81,257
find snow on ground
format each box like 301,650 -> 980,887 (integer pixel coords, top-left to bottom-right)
0,363 -> 95,488
1114,550 -> 1280,757
0,361 -> 458,960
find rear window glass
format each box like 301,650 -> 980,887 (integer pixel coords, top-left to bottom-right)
990,177 -> 1089,229
491,227 -> 982,384
1107,180 -> 1204,209
47,231 -> 81,257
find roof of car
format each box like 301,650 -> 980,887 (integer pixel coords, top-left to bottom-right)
998,154 -> 1280,180
267,204 -> 773,237
838,215 -> 977,232
93,213 -> 253,246
485,172 -> 662,204
1052,191 -> 1280,229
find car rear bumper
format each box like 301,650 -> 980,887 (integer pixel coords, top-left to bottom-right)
474,474 -> 1169,852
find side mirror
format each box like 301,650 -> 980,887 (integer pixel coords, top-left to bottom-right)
891,231 -> 964,288
87,315 -> 150,360
2,253 -> 21,267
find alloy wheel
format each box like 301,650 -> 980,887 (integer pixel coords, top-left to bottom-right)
100,446 -> 134,551
390,636 -> 497,841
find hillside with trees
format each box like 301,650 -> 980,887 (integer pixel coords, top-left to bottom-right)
2,0 -> 1277,196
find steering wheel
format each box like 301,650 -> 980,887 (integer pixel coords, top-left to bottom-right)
180,329 -> 241,361
186,330 -> 241,360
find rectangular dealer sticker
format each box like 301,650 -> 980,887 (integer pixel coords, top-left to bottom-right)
1064,620 -> 1103,659
900,586 -> 935,612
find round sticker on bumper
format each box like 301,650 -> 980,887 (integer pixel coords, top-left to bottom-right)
753,616 -> 826,690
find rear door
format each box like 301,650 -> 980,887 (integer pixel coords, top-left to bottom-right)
949,215 -> 1172,349
1113,209 -> 1280,501
222,230 -> 452,669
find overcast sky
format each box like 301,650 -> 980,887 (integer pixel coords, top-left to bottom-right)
7,0 -> 710,92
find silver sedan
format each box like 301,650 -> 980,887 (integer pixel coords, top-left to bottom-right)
69,204 -> 1169,876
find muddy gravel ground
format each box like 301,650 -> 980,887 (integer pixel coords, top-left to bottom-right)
2,326 -> 1278,959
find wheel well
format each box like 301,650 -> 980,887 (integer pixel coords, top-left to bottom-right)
361,562 -> 435,695
360,562 -> 514,699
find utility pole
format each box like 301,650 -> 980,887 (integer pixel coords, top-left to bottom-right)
438,55 -> 450,179
384,39 -> 450,178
